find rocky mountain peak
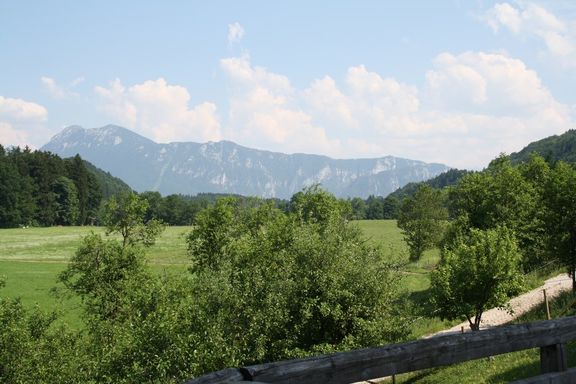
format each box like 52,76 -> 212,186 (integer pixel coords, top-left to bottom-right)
42,125 -> 451,198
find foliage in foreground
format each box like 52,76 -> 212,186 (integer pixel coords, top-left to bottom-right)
0,189 -> 408,383
187,188 -> 407,364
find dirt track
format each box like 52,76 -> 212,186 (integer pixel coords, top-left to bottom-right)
433,273 -> 572,336
357,274 -> 573,383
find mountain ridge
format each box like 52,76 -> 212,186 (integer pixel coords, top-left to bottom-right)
42,125 -> 451,199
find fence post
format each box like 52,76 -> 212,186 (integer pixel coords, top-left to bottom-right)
540,343 -> 567,374
543,289 -> 551,320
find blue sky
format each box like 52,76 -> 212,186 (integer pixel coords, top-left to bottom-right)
1,0 -> 576,169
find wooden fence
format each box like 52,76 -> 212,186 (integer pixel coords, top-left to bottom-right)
184,316 -> 576,384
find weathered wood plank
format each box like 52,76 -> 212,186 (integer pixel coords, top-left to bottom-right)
241,316 -> 576,384
540,344 -> 567,374
182,367 -> 244,384
511,367 -> 576,384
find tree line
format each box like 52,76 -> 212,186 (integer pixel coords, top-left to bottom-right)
0,145 -> 102,227
397,153 -> 576,330
0,146 -> 402,229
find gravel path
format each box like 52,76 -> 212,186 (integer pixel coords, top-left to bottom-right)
356,274 -> 573,383
433,273 -> 572,336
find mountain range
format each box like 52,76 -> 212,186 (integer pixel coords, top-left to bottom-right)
41,125 -> 451,199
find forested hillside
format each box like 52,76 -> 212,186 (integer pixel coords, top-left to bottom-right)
83,161 -> 132,199
388,168 -> 471,200
0,146 -> 103,227
510,129 -> 576,164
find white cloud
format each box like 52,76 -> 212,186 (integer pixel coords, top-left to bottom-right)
485,2 -> 576,63
88,49 -> 573,170
486,3 -> 522,33
220,55 -> 340,154
41,77 -> 66,99
418,51 -> 572,167
425,52 -> 556,114
227,22 -> 245,44
41,76 -> 85,99
95,78 -> 221,143
71,76 -> 85,87
0,96 -> 48,148
216,50 -> 574,169
0,122 -> 32,148
0,96 -> 47,121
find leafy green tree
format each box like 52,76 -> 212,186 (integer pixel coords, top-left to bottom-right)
65,154 -> 90,224
103,192 -> 164,247
187,189 -> 406,364
382,195 -> 400,219
449,155 -> 544,270
348,197 -> 366,219
397,185 -> 448,261
542,161 -> 576,291
0,278 -> 86,383
0,150 -> 35,227
517,154 -> 553,270
52,176 -> 80,226
450,155 -> 536,234
289,184 -> 352,227
59,233 -> 150,321
430,226 -> 523,331
365,195 -> 384,219
139,191 -> 163,222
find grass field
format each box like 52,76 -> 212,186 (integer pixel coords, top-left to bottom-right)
0,220 -> 452,334
0,226 -> 191,324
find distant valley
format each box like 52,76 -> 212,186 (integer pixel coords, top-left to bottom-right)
42,125 -> 451,199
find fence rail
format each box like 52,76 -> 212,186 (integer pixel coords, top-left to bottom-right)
185,316 -> 576,383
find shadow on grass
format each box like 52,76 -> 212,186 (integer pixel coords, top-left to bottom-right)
408,289 -> 435,315
487,359 -> 539,383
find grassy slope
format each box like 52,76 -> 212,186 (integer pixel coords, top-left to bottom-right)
0,226 -> 191,325
394,291 -> 576,383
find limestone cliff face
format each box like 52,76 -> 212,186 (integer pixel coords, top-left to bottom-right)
42,124 -> 450,198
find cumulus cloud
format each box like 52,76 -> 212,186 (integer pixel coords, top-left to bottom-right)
88,49 -> 573,170
418,51 -> 572,167
425,51 -> 557,114
41,77 -> 66,99
215,50 -> 574,169
227,22 -> 245,44
484,2 -> 576,63
220,55 -> 340,154
0,96 -> 48,148
0,122 -> 31,147
0,96 -> 47,122
95,78 -> 221,143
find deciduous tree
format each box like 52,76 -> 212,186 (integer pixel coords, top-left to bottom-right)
397,185 -> 448,261
430,226 -> 523,331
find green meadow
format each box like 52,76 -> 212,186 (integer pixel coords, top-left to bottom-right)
0,226 -> 192,323
0,220 -> 452,333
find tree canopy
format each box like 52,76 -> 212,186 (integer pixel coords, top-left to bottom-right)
397,185 -> 448,261
430,226 -> 523,331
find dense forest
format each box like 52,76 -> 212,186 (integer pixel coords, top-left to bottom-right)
0,145 -> 103,227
